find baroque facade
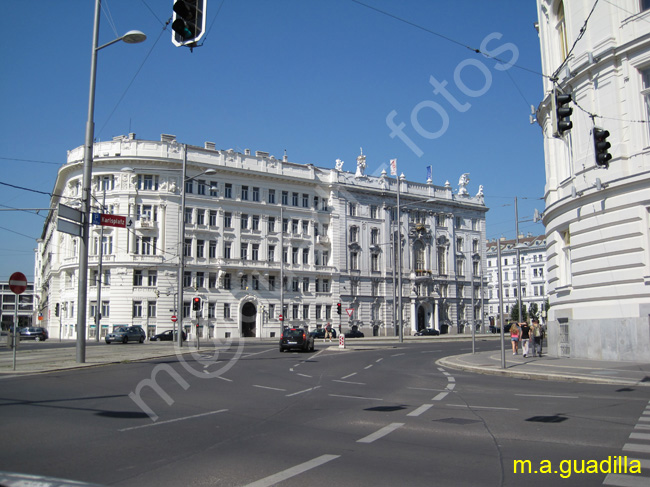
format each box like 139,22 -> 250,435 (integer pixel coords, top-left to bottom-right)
35,134 -> 487,340
536,0 -> 650,360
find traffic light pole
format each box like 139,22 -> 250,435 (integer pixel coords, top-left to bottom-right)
177,145 -> 188,348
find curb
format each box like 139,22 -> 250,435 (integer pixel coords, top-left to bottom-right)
436,354 -> 650,387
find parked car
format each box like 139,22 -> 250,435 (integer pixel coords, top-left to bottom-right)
19,326 -> 49,341
344,328 -> 365,338
279,327 -> 314,352
150,330 -> 187,342
105,326 -> 146,344
414,328 -> 440,336
309,328 -> 337,339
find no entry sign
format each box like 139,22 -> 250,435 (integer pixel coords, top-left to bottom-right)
9,272 -> 27,295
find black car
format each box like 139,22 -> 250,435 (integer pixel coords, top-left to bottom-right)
19,326 -> 49,341
309,328 -> 337,339
279,327 -> 314,352
414,328 -> 440,336
344,328 -> 365,338
150,330 -> 187,342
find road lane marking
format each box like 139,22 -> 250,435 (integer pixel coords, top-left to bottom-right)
432,392 -> 449,401
364,365 -> 373,370
408,387 -> 445,392
515,394 -> 578,399
446,383 -> 456,391
629,432 -> 650,441
357,423 -> 404,443
119,409 -> 228,432
408,404 -> 434,417
391,353 -> 405,357
244,454 -> 340,487
603,473 -> 650,487
297,373 -> 312,378
217,376 -> 232,382
448,404 -> 518,411
286,386 -> 321,397
332,379 -> 366,385
634,424 -> 650,430
446,376 -> 456,382
341,373 -> 357,379
376,358 -> 384,362
253,385 -> 286,391
329,394 -> 383,401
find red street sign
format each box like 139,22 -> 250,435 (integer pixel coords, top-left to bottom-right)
100,214 -> 127,228
9,272 -> 27,295
279,314 -> 283,321
346,308 -> 354,318
171,315 -> 177,322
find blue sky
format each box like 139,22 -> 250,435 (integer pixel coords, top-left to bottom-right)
0,0 -> 546,281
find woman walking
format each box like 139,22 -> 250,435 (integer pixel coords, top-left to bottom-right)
509,322 -> 520,355
520,321 -> 531,357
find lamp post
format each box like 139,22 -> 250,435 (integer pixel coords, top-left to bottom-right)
76,0 -> 145,363
177,145 -> 216,348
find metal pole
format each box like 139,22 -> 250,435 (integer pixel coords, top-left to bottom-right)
397,174 -> 404,343
12,301 -> 18,370
95,188 -> 106,341
391,224 -> 397,337
280,205 -> 284,331
177,145 -> 187,348
471,250 -> 475,354
515,197 -> 523,323
497,239 -> 506,369
76,0 -> 102,363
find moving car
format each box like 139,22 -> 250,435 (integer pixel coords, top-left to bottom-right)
150,329 -> 187,342
279,327 -> 314,352
309,328 -> 337,339
105,326 -> 146,344
19,326 -> 49,341
414,328 -> 440,336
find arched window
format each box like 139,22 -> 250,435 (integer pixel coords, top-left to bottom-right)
556,1 -> 569,62
414,241 -> 425,271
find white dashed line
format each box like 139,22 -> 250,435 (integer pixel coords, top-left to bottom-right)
286,386 -> 321,397
341,373 -> 357,379
244,454 -> 340,487
357,423 -> 404,443
408,404 -> 434,417
329,394 -> 383,401
432,392 -> 449,401
253,385 -> 286,391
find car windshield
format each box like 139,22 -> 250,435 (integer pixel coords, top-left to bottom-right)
284,329 -> 303,337
114,327 -> 127,333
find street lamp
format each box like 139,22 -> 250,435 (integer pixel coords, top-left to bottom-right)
177,146 -> 216,348
76,0 -> 145,363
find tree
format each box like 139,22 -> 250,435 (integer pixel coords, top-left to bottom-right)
510,302 -> 528,322
529,302 -> 539,321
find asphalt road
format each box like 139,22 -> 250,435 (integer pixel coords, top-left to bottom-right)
1,340 -> 648,486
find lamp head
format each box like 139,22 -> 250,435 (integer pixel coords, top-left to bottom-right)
122,30 -> 147,44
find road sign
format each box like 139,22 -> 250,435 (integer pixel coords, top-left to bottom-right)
346,308 -> 354,318
58,203 -> 82,222
9,272 -> 27,295
92,213 -> 128,228
57,218 -> 82,237
171,315 -> 177,322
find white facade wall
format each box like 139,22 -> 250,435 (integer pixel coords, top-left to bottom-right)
536,0 -> 650,361
35,135 -> 487,340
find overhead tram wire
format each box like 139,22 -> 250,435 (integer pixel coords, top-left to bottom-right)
350,0 -> 551,81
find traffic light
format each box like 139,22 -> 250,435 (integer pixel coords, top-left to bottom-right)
552,88 -> 573,137
192,297 -> 201,311
337,303 -> 342,315
55,303 -> 59,317
172,0 -> 207,47
594,128 -> 612,168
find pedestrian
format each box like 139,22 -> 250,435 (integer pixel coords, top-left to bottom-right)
324,322 -> 333,342
533,322 -> 544,357
520,321 -> 531,357
509,322 -> 520,355
531,320 -> 540,357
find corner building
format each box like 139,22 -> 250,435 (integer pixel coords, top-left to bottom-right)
35,134 -> 487,340
536,1 -> 650,360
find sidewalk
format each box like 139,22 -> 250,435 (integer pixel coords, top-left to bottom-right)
2,337 -> 649,386
438,348 -> 650,387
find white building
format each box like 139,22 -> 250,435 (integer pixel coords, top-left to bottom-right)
485,235 -> 548,327
536,0 -> 650,361
35,134 -> 487,340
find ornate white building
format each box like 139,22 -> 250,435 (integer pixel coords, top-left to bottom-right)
536,0 -> 650,361
34,134 -> 487,340
485,235 -> 548,326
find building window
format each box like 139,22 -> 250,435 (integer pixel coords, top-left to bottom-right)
224,242 -> 232,259
556,1 -> 569,61
184,238 -> 192,258
349,203 -> 357,216
371,253 -> 379,272
437,245 -> 447,274
196,240 -> 205,258
268,189 -> 276,204
133,301 -> 143,318
224,303 -> 231,319
302,248 -> 309,265
147,271 -> 157,287
223,273 -> 231,290
323,279 -> 330,292
133,270 -> 143,286
292,219 -> 299,234
197,209 -> 205,225
293,304 -> 299,319
241,185 -> 249,200
252,215 -> 260,231
371,228 -> 379,245
224,183 -> 232,198
292,192 -> 299,206
302,193 -> 309,208
350,226 -> 359,243
370,205 -> 378,219
241,275 -> 248,290
196,272 -> 205,288
302,220 -> 309,235
148,301 -> 157,318
282,191 -> 289,205
209,210 -> 217,226
241,243 -> 248,260
241,214 -> 249,230
252,187 -> 260,202
208,302 -> 216,318
303,304 -> 309,319
137,174 -> 159,191
292,277 -> 299,292
224,212 -> 232,228
184,207 -> 193,224
268,245 -> 275,262
209,240 -> 217,258
252,275 -> 259,290
303,277 -> 309,292
183,271 -> 192,288
350,251 -> 359,270
197,180 -> 206,195
209,181 -> 218,197
251,243 -> 259,261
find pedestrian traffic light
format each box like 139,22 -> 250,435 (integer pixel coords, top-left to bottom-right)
192,297 -> 201,311
594,128 -> 612,168
55,303 -> 59,317
337,303 -> 342,315
172,0 -> 207,47
552,88 -> 573,137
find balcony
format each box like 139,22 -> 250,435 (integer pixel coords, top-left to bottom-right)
136,219 -> 157,230
316,236 -> 330,245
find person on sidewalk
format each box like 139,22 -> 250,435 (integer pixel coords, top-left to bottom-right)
324,323 -> 333,342
520,321 -> 531,357
510,322 -> 520,355
531,320 -> 541,357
